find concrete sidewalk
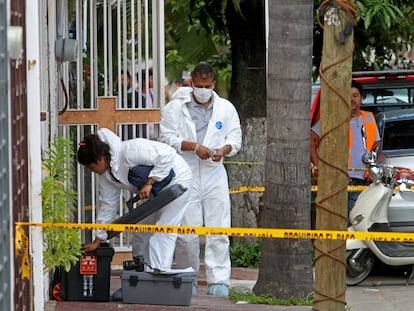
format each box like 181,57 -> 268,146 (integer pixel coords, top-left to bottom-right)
346,274 -> 414,311
45,265 -> 414,311
45,265 -> 311,311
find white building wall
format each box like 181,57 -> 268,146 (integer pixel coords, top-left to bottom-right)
26,0 -> 46,309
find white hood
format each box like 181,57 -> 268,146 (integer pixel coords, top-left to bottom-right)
98,128 -> 122,175
171,86 -> 193,101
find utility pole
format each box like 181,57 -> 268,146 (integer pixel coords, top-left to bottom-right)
313,2 -> 357,311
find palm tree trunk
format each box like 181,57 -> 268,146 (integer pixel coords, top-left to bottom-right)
253,0 -> 314,299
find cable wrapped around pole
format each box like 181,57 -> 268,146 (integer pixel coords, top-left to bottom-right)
313,1 -> 358,311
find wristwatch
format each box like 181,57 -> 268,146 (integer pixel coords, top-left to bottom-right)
145,179 -> 155,186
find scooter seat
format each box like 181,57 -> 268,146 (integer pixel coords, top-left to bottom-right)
369,222 -> 414,257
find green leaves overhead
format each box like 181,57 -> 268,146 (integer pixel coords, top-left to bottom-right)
313,0 -> 414,71
356,0 -> 404,29
165,0 -> 232,88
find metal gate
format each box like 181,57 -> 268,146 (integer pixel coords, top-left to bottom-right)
0,0 -> 11,310
9,0 -> 30,310
59,0 -> 165,251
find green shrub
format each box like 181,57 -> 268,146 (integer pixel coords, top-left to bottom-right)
42,137 -> 82,272
230,239 -> 261,268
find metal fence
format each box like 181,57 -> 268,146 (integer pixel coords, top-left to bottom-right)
61,0 -> 165,251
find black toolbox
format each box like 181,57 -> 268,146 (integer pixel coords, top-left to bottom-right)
51,242 -> 114,301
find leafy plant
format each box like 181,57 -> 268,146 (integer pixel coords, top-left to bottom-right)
230,239 -> 261,268
356,0 -> 404,30
42,136 -> 82,272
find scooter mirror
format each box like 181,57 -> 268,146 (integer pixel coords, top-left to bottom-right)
362,150 -> 376,164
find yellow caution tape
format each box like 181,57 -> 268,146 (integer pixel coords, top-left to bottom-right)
311,185 -> 367,192
15,221 -> 414,280
229,185 -> 367,193
16,222 -> 414,242
229,186 -> 265,194
15,224 -> 30,280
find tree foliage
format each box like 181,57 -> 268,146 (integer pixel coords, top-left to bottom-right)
167,0 -> 414,84
313,0 -> 414,72
165,0 -> 233,95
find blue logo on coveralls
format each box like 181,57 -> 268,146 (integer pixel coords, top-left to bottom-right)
215,121 -> 223,129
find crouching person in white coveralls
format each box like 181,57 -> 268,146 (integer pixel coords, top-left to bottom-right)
78,128 -> 193,299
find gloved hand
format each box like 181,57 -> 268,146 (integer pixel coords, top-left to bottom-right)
82,238 -> 102,252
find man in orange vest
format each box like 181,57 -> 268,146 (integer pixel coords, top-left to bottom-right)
310,80 -> 381,220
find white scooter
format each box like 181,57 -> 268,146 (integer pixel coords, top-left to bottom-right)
346,150 -> 414,285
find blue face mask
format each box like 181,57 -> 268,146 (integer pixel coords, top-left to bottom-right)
193,87 -> 213,104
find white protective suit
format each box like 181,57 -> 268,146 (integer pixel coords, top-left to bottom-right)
159,87 -> 242,286
94,128 -> 192,270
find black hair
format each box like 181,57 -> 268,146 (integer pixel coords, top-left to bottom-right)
138,68 -> 153,82
120,70 -> 131,78
175,76 -> 183,84
191,63 -> 214,80
351,80 -> 364,98
77,134 -> 111,166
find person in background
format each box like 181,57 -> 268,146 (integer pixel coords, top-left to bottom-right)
310,80 -> 381,220
138,68 -> 157,138
139,68 -> 154,107
181,71 -> 191,87
115,70 -> 145,139
116,70 -> 135,108
159,63 -> 242,297
173,71 -> 191,92
174,76 -> 184,89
